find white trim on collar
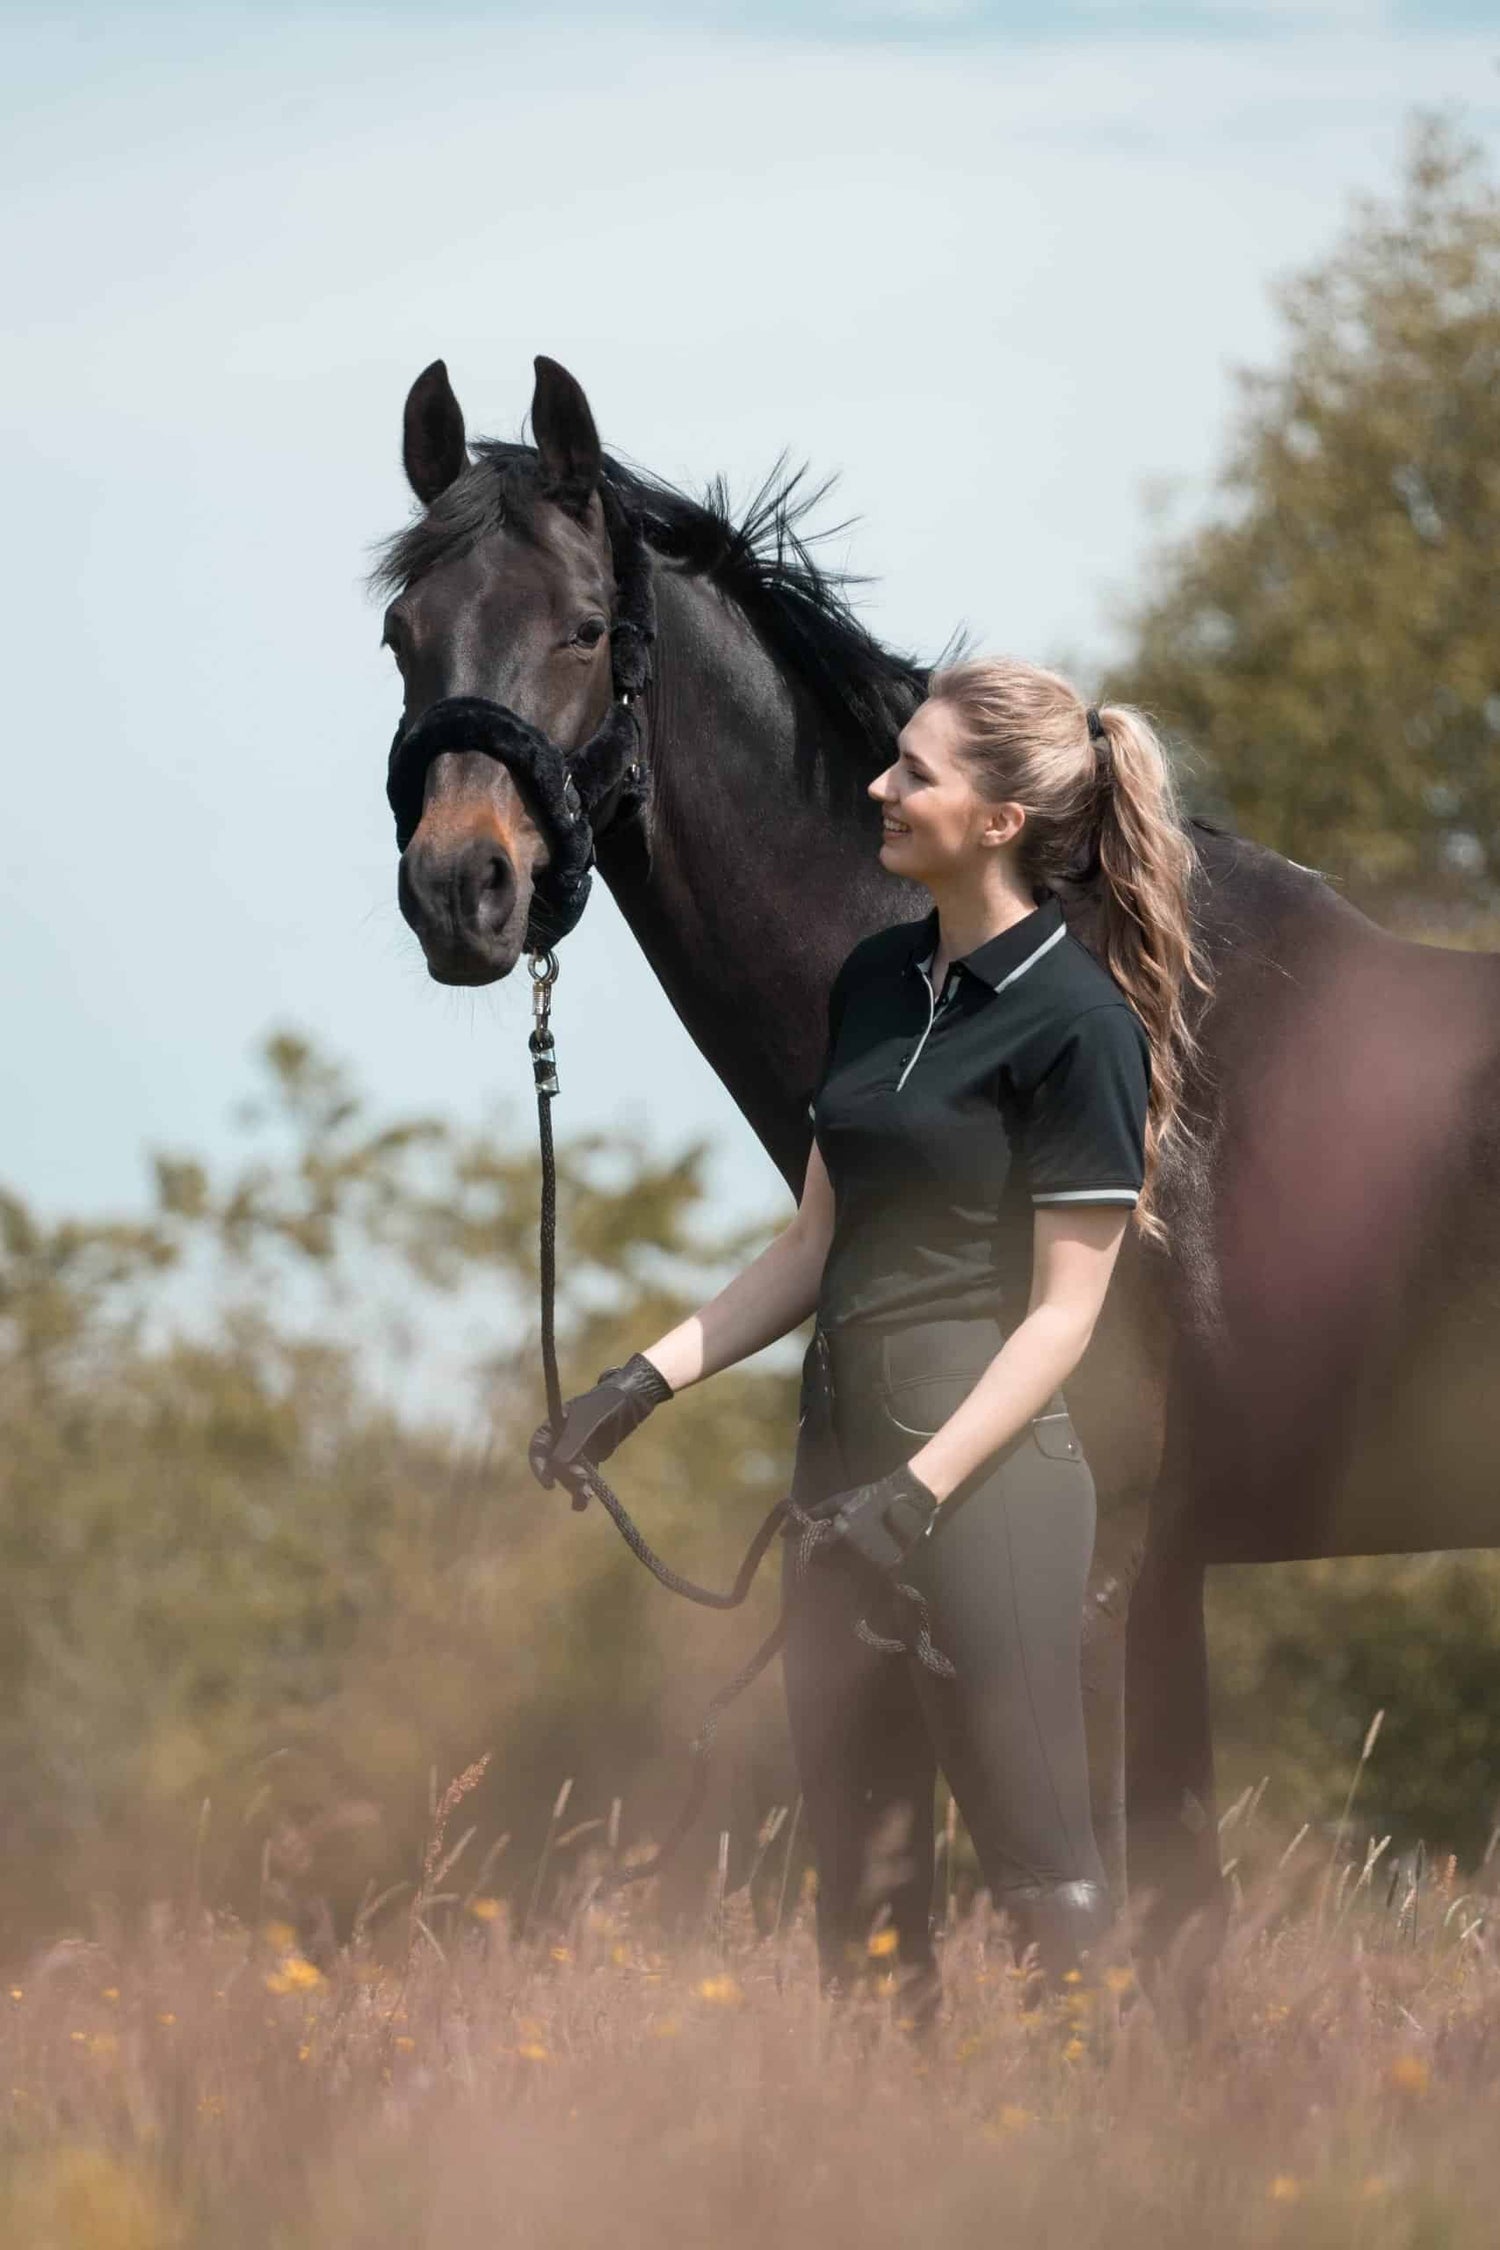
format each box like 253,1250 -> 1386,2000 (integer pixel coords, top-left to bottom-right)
918,913 -> 1067,995
984,918 -> 1067,993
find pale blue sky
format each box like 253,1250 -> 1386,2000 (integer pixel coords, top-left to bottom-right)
3,7 -> 1498,1248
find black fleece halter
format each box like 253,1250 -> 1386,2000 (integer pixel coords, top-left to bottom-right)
385,482 -> 656,952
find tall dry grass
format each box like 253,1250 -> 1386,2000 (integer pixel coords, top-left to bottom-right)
2,1780 -> 1496,2250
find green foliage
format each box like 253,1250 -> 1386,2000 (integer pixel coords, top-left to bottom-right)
1114,117 -> 1500,909
1210,1555 -> 1500,1869
0,1033 -> 797,1937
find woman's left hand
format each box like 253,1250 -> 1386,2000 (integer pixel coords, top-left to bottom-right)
805,1464 -> 940,1576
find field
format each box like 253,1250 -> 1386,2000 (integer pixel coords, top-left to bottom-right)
3,1782 -> 1496,2250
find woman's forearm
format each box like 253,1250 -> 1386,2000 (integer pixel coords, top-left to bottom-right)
907,1302 -> 1095,1504
641,1219 -> 826,1393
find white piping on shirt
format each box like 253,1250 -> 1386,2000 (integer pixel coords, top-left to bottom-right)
893,970 -> 938,1092
894,918 -> 1068,1094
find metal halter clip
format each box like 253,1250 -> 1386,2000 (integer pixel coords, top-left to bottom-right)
527,949 -> 560,1098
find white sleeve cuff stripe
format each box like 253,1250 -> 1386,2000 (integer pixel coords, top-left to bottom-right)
1032,1188 -> 1140,1206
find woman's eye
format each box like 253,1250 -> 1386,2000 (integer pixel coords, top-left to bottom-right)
572,617 -> 608,650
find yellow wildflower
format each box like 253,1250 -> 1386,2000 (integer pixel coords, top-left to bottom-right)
1360,2176 -> 1390,2200
1061,2036 -> 1087,2063
102,1987 -> 120,2003
262,1920 -> 297,1954
549,1945 -> 573,1964
650,2017 -> 681,2039
1103,1966 -> 1134,1995
1268,2176 -> 1303,2203
516,2042 -> 550,2062
157,2013 -> 176,2027
696,1975 -> 744,2006
469,1897 -> 502,1922
393,2036 -> 416,2053
997,2104 -> 1035,2132
867,1927 -> 899,1959
1388,2053 -> 1429,2096
264,1955 -> 324,1996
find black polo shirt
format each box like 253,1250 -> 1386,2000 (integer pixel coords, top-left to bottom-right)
810,891 -> 1150,1333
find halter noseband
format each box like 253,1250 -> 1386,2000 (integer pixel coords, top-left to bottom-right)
385,481 -> 657,953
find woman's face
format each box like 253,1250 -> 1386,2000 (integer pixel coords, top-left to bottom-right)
869,698 -> 1022,884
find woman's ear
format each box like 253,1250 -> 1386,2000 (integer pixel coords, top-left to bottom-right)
979,801 -> 1026,849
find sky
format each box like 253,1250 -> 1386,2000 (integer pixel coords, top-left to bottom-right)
4,4 -> 1499,1250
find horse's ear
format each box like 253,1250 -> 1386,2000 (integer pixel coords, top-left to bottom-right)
531,356 -> 601,509
403,360 -> 468,505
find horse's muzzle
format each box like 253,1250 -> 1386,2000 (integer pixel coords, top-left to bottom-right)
398,826 -> 528,984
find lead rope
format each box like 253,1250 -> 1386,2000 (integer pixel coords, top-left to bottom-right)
524,949 -> 953,1883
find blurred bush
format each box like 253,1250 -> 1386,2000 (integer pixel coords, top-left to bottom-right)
0,1033 -> 797,1942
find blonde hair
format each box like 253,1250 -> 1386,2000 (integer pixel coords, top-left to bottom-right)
927,656 -> 1211,1245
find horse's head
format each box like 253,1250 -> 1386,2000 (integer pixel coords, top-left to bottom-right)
380,356 -> 622,984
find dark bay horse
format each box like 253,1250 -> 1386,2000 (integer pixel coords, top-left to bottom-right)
376,354 -> 1500,1946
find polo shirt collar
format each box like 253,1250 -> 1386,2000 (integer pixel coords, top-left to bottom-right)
913,892 -> 1065,992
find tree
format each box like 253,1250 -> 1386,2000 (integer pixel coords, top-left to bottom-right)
1114,117 -> 1500,912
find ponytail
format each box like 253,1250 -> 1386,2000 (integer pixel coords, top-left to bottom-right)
1087,702 -> 1211,1242
927,660 -> 1212,1246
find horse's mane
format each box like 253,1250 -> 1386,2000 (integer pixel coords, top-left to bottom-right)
371,442 -> 927,773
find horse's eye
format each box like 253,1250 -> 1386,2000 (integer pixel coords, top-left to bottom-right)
572,617 -> 608,651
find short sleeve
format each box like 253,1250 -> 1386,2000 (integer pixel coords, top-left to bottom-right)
807,947 -> 863,1124
1016,1005 -> 1150,1207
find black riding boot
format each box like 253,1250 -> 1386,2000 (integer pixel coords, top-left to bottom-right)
998,1878 -> 1114,1995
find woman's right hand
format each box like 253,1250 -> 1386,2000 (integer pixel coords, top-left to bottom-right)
528,1353 -> 675,1491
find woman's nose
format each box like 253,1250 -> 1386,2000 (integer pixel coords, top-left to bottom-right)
869,766 -> 893,804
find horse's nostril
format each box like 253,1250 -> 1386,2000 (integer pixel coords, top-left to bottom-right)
461,846 -> 516,938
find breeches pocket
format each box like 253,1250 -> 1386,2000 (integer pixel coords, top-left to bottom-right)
876,1319 -> 1084,1464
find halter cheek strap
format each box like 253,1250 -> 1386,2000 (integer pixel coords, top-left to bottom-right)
384,481 -> 656,954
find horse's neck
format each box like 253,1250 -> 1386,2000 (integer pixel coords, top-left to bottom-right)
596,568 -> 910,1190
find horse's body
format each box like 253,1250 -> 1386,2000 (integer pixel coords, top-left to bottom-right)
379,357 -> 1500,1940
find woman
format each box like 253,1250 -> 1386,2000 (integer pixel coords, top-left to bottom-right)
531,657 -> 1207,2016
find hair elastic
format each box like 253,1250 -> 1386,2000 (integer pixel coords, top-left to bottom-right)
1086,706 -> 1115,798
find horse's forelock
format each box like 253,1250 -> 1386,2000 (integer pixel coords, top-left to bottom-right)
369,445 -> 546,599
